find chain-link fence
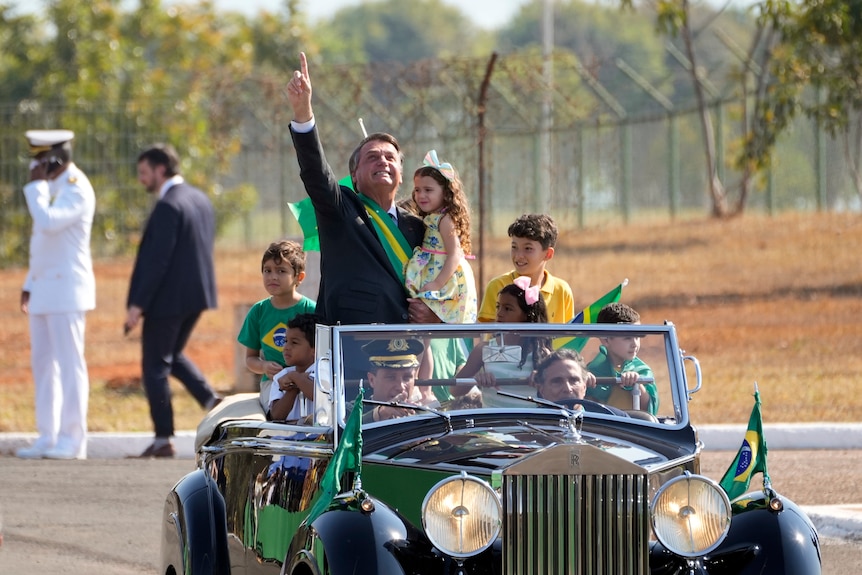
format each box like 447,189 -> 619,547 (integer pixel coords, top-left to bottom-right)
1,53 -> 858,271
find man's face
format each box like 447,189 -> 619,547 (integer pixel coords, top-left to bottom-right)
367,366 -> 416,402
537,359 -> 587,403
352,139 -> 402,204
137,160 -> 163,193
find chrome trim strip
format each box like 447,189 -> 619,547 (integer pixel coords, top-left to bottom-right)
204,438 -> 334,458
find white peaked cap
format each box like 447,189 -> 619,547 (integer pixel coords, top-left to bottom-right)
26,129 -> 75,156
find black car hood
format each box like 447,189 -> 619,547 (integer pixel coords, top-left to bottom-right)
361,414 -> 691,474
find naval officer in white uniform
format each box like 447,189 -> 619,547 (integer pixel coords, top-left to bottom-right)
16,130 -> 96,460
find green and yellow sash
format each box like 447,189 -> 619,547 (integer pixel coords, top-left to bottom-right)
358,193 -> 412,283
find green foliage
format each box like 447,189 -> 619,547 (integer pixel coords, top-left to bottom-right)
315,0 -> 486,64
211,182 -> 259,237
499,1 -> 671,114
252,0 -> 311,70
765,0 -> 862,136
0,190 -> 29,266
0,6 -> 44,101
0,0 -> 264,265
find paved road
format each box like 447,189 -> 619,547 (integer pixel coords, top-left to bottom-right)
0,450 -> 859,574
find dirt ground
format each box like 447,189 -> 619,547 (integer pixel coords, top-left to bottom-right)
2,211 -> 861,431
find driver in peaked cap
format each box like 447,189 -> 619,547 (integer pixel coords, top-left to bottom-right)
360,338 -> 425,423
16,129 -> 96,460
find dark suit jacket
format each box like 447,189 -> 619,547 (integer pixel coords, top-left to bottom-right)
127,182 -> 217,319
291,126 -> 424,325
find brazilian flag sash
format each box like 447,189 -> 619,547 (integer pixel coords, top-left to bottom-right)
358,193 -> 412,283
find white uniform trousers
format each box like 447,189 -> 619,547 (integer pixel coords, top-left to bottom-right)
29,311 -> 89,457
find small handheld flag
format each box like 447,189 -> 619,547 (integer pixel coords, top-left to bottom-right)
555,279 -> 628,352
305,388 -> 365,525
572,278 -> 628,324
719,385 -> 770,501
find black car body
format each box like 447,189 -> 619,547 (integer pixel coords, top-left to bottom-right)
162,322 -> 821,574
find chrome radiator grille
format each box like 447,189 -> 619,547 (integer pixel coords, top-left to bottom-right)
502,473 -> 650,575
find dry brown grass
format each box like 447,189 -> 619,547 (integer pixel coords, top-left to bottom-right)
1,211 -> 861,432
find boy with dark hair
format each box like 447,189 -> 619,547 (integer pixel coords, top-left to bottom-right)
586,302 -> 658,415
269,313 -> 322,421
478,213 -> 574,323
237,240 -> 316,410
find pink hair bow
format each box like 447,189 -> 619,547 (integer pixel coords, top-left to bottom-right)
512,276 -> 540,306
423,149 -> 456,181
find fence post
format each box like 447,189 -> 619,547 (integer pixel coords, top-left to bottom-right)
815,84 -> 826,211
620,123 -> 632,223
669,114 -> 680,219
578,127 -> 586,228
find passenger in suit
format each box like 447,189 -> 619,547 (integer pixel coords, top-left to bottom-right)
124,144 -> 222,458
16,130 -> 95,460
284,52 -> 441,328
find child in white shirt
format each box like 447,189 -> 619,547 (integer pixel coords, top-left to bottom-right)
268,313 -> 320,421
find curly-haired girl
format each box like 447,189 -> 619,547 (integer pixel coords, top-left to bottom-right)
403,150 -> 477,324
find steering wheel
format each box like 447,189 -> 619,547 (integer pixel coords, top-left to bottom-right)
555,398 -> 624,416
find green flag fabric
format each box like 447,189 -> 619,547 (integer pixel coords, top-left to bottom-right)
288,198 -> 319,251
305,388 -> 364,525
556,279 -> 628,353
719,388 -> 770,500
287,176 -> 355,252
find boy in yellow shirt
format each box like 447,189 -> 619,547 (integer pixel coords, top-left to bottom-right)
478,213 -> 574,323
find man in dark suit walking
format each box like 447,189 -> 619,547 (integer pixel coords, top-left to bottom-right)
124,144 -> 221,458
285,52 -> 441,327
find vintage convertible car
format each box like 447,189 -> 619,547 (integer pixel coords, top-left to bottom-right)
162,321 -> 821,575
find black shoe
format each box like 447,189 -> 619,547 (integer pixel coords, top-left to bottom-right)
137,442 -> 175,458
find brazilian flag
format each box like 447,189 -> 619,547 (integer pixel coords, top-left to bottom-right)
555,279 -> 628,352
719,388 -> 770,501
305,388 -> 364,525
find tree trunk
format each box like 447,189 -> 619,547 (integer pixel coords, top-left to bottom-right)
680,0 -> 728,217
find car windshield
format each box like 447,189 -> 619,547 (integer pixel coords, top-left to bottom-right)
328,322 -> 687,427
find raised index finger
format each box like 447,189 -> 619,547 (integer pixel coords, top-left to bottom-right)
299,51 -> 309,82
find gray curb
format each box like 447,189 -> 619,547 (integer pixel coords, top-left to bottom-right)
0,430 -> 198,459
802,505 -> 862,542
2,423 -> 861,459
699,422 -> 862,451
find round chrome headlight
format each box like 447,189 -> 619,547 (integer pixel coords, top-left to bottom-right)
651,473 -> 732,557
421,472 -> 502,557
